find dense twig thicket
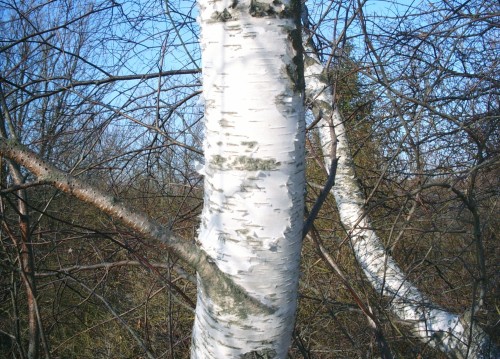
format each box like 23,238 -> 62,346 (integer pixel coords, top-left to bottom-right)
0,0 -> 498,357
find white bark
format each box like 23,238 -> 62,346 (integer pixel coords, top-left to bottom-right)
192,1 -> 305,357
303,46 -> 498,358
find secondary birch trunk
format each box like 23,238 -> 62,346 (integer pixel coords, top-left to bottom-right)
192,0 -> 305,357
303,44 -> 499,358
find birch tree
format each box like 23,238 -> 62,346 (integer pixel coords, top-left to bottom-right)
192,0 -> 305,356
303,36 -> 499,358
1,0 -> 306,357
1,0 -> 498,357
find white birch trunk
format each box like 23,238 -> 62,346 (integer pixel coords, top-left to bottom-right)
192,1 -> 305,357
303,46 -> 498,358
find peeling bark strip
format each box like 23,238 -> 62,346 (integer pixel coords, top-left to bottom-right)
303,43 -> 499,359
193,0 -> 305,357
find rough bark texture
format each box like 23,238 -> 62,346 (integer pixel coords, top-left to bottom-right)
192,0 -> 305,357
303,44 -> 499,359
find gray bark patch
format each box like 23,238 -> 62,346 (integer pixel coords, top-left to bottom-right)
240,348 -> 277,358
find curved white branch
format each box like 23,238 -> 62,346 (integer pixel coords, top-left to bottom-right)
303,43 -> 498,358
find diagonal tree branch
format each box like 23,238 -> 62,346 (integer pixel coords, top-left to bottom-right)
0,138 -> 273,316
303,37 -> 499,359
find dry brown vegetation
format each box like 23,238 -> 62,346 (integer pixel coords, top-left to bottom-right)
1,0 -> 498,357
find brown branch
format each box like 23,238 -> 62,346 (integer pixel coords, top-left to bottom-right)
36,260 -> 196,309
306,226 -> 394,359
0,138 -> 274,315
0,180 -> 51,194
1,70 -> 201,108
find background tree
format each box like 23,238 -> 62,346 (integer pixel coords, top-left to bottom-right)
1,1 -> 203,357
300,0 -> 499,357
